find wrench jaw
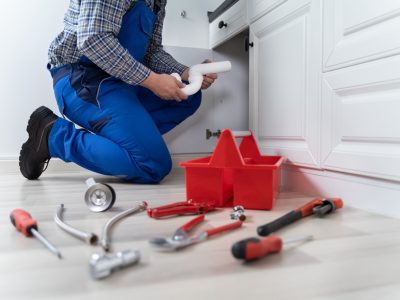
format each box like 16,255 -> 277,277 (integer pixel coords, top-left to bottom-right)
149,237 -> 186,251
149,233 -> 208,251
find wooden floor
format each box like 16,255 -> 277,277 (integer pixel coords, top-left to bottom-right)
1,167 -> 400,300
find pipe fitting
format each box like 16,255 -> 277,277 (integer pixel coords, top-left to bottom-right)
89,249 -> 140,280
171,61 -> 232,96
230,205 -> 246,221
54,204 -> 98,245
100,202 -> 148,252
84,178 -> 116,212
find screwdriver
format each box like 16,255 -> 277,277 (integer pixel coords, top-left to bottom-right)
10,209 -> 62,259
231,235 -> 313,261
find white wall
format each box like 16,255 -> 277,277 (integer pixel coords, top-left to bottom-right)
163,0 -> 224,48
0,0 -> 69,160
0,0 -> 224,161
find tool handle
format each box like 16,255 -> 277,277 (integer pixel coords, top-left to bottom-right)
148,201 -> 188,212
205,220 -> 243,237
333,198 -> 344,209
257,211 -> 302,236
148,206 -> 201,218
180,215 -> 205,232
231,235 -> 283,261
10,209 -> 38,237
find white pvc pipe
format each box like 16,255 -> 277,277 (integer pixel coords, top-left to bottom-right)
232,130 -> 251,137
171,61 -> 232,96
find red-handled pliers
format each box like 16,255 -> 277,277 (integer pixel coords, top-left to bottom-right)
147,200 -> 216,219
149,215 -> 243,251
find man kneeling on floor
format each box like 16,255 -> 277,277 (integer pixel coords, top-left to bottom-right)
19,0 -> 217,183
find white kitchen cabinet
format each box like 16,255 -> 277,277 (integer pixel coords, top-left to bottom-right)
323,0 -> 400,71
249,0 -> 322,168
247,0 -> 288,23
248,0 -> 400,183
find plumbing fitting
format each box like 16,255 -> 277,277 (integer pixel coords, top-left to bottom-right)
101,202 -> 148,252
230,205 -> 246,222
84,178 -> 116,212
89,249 -> 140,280
171,61 -> 232,96
54,204 -> 98,245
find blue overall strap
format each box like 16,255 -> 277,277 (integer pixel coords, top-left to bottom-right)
80,0 -> 157,66
117,0 -> 157,63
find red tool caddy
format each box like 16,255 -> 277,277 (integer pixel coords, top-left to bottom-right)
180,129 -> 284,210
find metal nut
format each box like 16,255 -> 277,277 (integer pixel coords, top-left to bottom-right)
233,205 -> 245,213
230,206 -> 246,221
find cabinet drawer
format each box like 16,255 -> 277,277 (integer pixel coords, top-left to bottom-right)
248,0 -> 287,23
209,0 -> 248,49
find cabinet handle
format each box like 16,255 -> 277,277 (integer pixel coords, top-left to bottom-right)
218,21 -> 228,29
206,129 -> 222,140
245,37 -> 254,52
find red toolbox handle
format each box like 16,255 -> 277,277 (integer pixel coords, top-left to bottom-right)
209,129 -> 262,168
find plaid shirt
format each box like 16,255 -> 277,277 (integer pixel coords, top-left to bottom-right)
48,0 -> 187,85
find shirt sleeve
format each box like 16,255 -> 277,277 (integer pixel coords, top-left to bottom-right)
144,3 -> 188,76
77,0 -> 151,85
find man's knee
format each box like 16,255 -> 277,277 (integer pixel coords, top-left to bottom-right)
150,154 -> 172,183
129,152 -> 172,184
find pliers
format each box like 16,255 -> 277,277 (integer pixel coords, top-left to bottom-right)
149,215 -> 243,251
147,200 -> 216,219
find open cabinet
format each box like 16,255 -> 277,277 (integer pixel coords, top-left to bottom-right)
162,0 -> 249,154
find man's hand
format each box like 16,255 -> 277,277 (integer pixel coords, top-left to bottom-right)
181,59 -> 218,91
200,59 -> 218,90
141,72 -> 188,101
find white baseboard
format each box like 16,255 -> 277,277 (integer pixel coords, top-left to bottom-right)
0,154 -> 205,175
282,164 -> 400,219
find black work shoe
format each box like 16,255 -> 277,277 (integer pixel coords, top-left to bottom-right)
19,106 -> 58,180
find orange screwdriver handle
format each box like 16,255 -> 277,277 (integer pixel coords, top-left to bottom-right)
10,209 -> 38,237
231,235 -> 282,261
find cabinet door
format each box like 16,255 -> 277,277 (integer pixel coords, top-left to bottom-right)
321,0 -> 400,181
321,56 -> 400,181
323,0 -> 400,71
249,0 -> 322,167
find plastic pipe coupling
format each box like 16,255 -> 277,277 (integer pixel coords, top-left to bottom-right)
171,61 -> 232,96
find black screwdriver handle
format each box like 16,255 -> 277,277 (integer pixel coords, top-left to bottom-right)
231,237 -> 260,260
257,211 -> 302,236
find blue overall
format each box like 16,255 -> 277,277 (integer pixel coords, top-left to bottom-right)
47,0 -> 201,183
